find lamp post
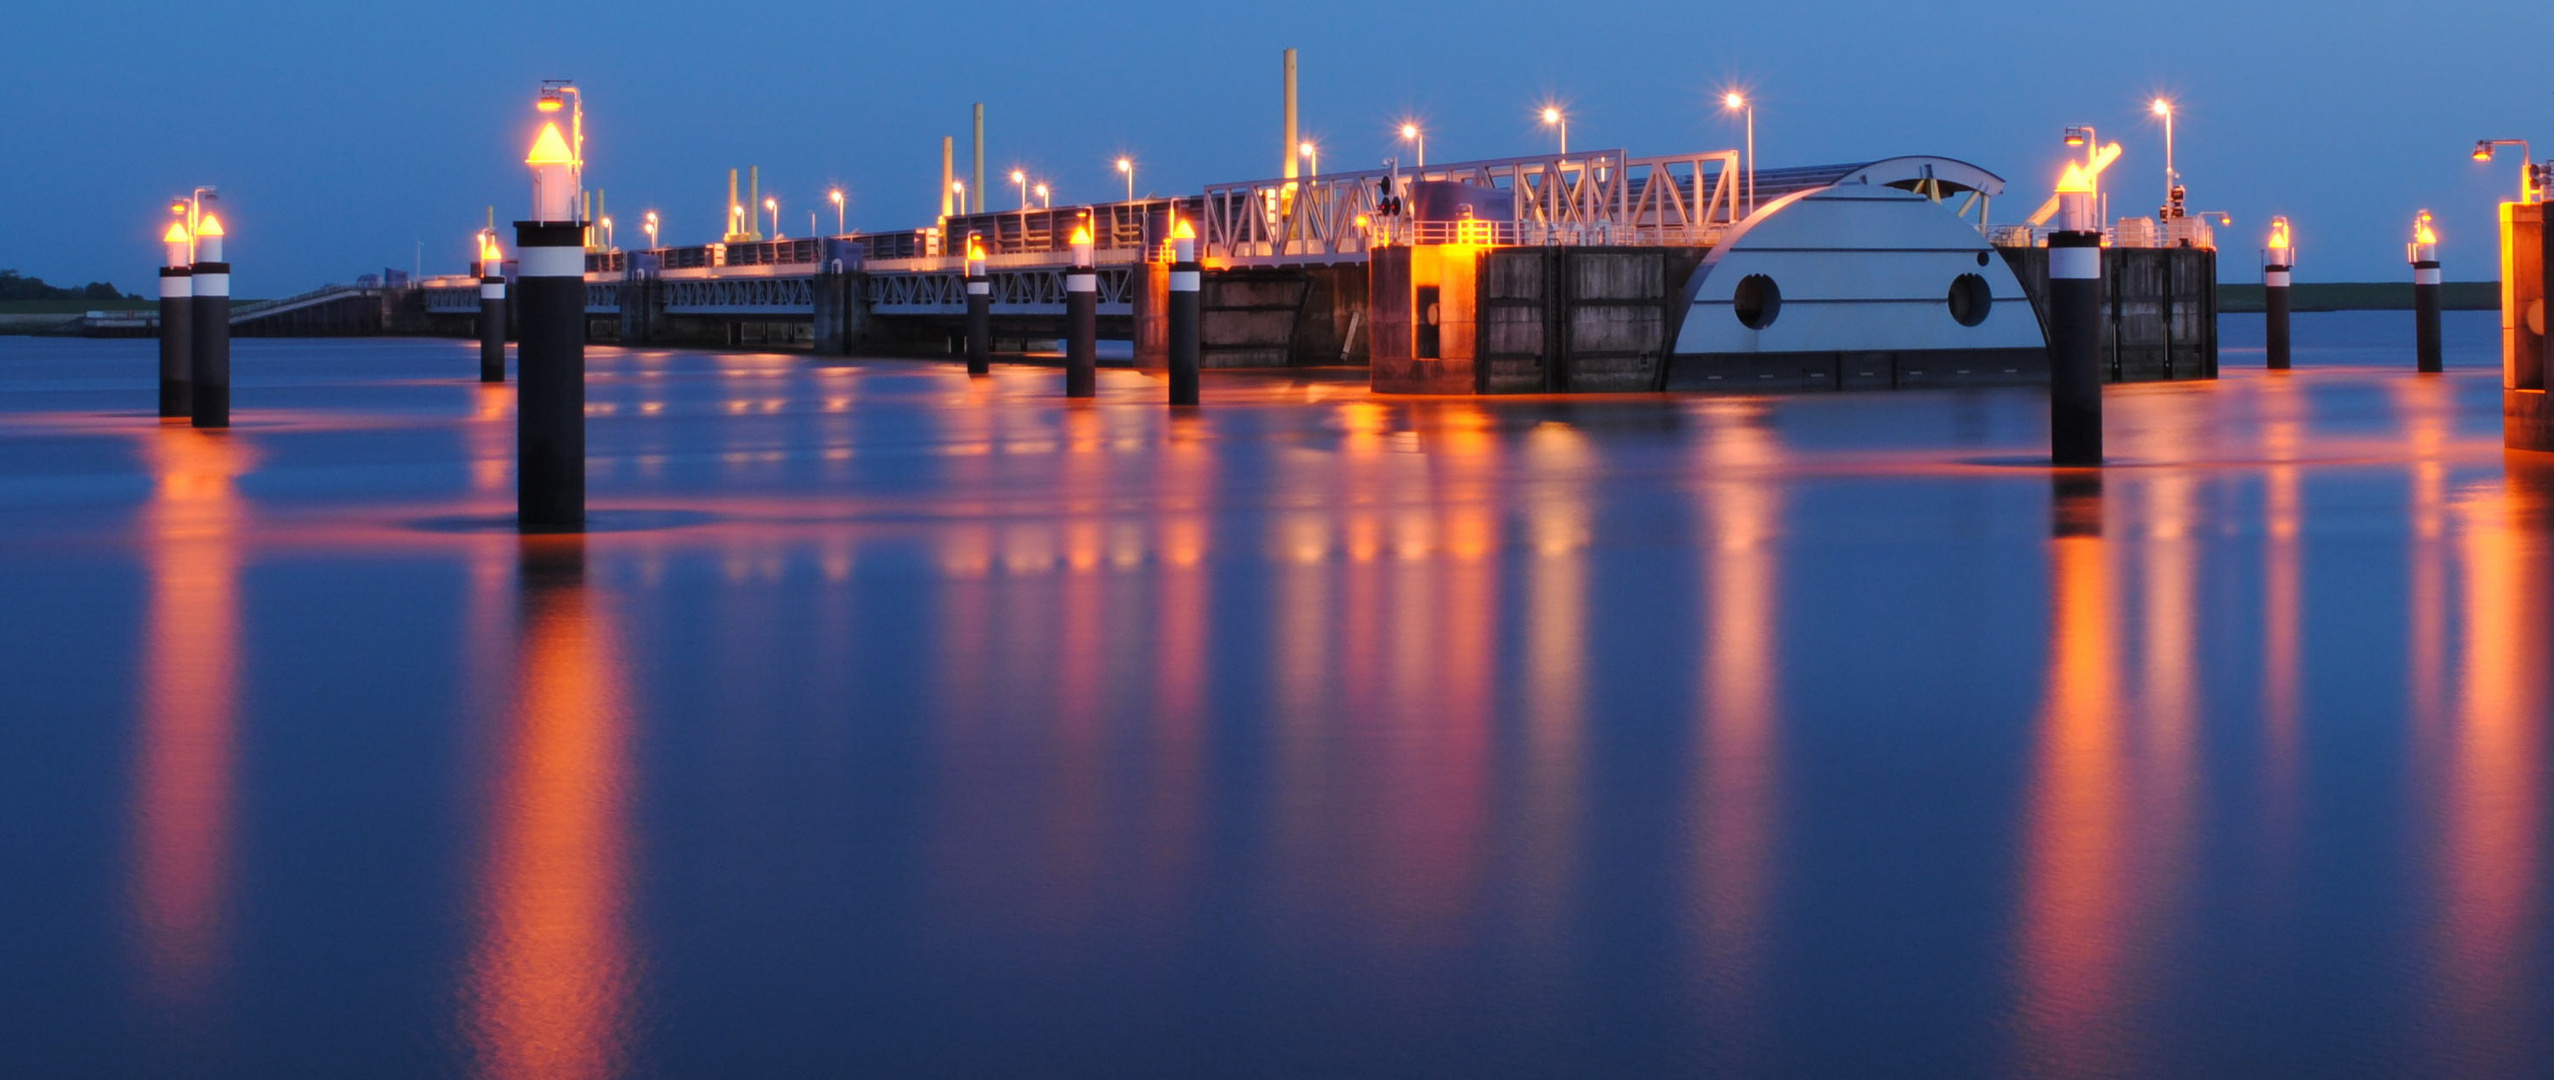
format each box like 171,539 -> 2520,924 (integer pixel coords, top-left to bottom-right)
1541,106 -> 1568,156
599,216 -> 613,249
2048,149 -> 2105,465
2263,216 -> 2293,370
517,86 -> 589,531
1721,92 -> 1754,216
2410,210 -> 2442,373
1117,157 -> 1134,202
644,211 -> 659,249
188,211 -> 229,429
1299,141 -> 1319,179
764,196 -> 779,240
1035,182 -> 1050,209
829,189 -> 845,234
157,212 -> 192,418
1012,169 -> 1028,211
479,232 -> 507,383
1400,123 -> 1425,168
2151,98 -> 2184,219
2474,139 -> 2539,203
1066,218 -> 1097,397
951,180 -> 965,218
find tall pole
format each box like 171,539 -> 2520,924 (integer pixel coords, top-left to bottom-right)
1744,106 -> 1754,215
2411,211 -> 2443,373
188,213 -> 230,429
157,219 -> 192,418
480,234 -> 508,383
941,137 -> 955,219
1066,219 -> 1096,398
965,232 -> 991,377
2048,162 -> 2103,465
1168,217 -> 1200,406
2264,218 -> 2293,371
519,107 -> 587,531
1282,49 -> 1299,183
971,103 -> 985,216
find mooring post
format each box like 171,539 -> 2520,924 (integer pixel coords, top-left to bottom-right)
2410,210 -> 2443,373
2264,216 -> 2293,371
1169,217 -> 1200,406
517,112 -> 586,532
2048,164 -> 2103,466
965,231 -> 991,376
158,221 -> 193,418
1066,219 -> 1097,398
188,214 -> 230,429
480,235 -> 508,383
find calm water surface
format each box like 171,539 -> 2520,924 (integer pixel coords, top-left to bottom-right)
1,312 -> 2547,1078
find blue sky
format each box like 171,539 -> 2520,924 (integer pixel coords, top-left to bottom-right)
4,0 -> 2548,295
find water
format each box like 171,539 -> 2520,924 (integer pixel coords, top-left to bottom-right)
1,312 -> 2546,1078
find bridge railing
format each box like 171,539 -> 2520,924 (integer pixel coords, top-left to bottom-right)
1202,149 -> 1741,262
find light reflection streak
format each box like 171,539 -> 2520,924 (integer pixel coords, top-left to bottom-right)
1689,400 -> 1784,1050
2425,456 -> 2547,1070
2014,473 -> 2132,1076
130,427 -> 248,1011
2260,375 -> 2305,837
465,536 -> 635,1080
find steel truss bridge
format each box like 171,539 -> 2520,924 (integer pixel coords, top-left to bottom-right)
417,147 -> 1749,321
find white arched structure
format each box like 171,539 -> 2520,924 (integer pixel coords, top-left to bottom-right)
1665,159 -> 2046,391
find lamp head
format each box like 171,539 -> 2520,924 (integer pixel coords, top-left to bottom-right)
1116,157 -> 1132,173
1400,123 -> 1419,140
1722,92 -> 1745,111
2150,98 -> 2172,117
2475,141 -> 2497,162
2062,126 -> 2091,148
1541,107 -> 1562,125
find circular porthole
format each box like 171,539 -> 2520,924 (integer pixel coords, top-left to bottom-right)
1732,274 -> 1781,329
1975,251 -> 1992,267
1948,273 -> 1993,327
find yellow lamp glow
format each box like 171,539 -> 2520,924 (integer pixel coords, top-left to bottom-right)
2414,212 -> 2437,245
1400,123 -> 1419,140
535,96 -> 564,113
195,214 -> 225,238
1116,158 -> 1131,173
2150,98 -> 2172,116
2475,146 -> 2495,161
525,122 -> 574,165
162,222 -> 191,243
1171,217 -> 1195,240
1070,225 -> 1093,246
2056,162 -> 2096,194
2268,219 -> 2290,251
1723,92 -> 1745,110
1541,107 -> 1561,124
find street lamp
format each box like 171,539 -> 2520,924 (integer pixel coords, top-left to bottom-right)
1116,157 -> 1134,202
764,196 -> 779,239
599,215 -> 614,249
2151,98 -> 2184,219
828,189 -> 845,234
644,210 -> 659,248
1399,122 -> 1425,168
1034,182 -> 1050,209
1721,92 -> 1754,216
1011,168 -> 1028,211
1299,141 -> 1319,179
950,180 -> 965,218
1541,106 -> 1567,156
2475,139 -> 2540,202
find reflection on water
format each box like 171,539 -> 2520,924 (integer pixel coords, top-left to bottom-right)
130,427 -> 248,1012
464,536 -> 635,1080
1688,400 -> 1783,1055
2429,456 -> 2549,1072
2015,473 -> 2136,1075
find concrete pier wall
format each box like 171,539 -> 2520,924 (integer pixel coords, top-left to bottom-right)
2501,202 -> 2553,451
2000,245 -> 2218,383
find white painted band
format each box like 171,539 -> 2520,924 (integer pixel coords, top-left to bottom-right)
2050,247 -> 2101,280
1066,273 -> 1096,294
2265,270 -> 2291,288
2415,267 -> 2442,286
967,281 -> 990,296
161,276 -> 193,299
1170,270 -> 1200,292
482,283 -> 505,299
519,246 -> 585,278
193,272 -> 230,297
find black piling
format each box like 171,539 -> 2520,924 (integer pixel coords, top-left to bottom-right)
965,233 -> 990,376
188,259 -> 230,429
1169,226 -> 1200,406
2047,230 -> 2104,465
158,266 -> 192,418
2264,236 -> 2292,371
2413,250 -> 2443,374
1066,224 -> 1096,398
479,264 -> 508,383
514,221 -> 586,531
